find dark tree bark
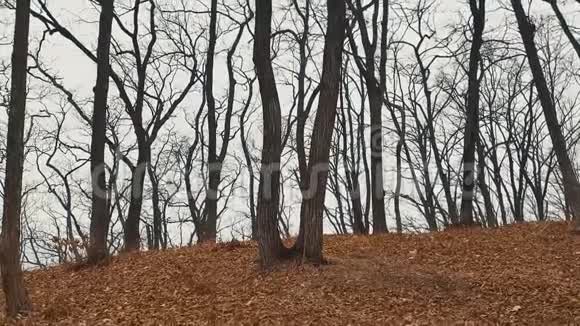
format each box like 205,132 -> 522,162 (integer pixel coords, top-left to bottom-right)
459,0 -> 485,226
124,147 -> 148,251
254,0 -> 288,266
239,77 -> 257,240
379,0 -> 400,233
511,0 -> 580,232
146,163 -> 162,249
0,0 -> 33,317
300,0 -> 346,263
87,0 -> 114,264
477,136 -> 497,227
202,0 -> 219,243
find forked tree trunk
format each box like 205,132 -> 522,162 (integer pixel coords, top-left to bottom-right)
300,0 -> 346,263
459,0 -> 485,226
511,0 -> 580,232
87,0 -> 114,264
254,0 -> 287,266
0,0 -> 33,317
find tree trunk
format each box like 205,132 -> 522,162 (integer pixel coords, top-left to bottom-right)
254,0 -> 287,266
147,164 -> 162,249
394,137 -> 403,233
0,0 -> 32,317
477,137 -> 496,227
123,146 -> 148,251
240,80 -> 257,240
87,0 -> 114,264
203,0 -> 219,243
300,0 -> 346,263
511,0 -> 580,232
459,0 -> 485,226
368,84 -> 388,233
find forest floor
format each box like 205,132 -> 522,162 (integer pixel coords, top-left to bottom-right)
1,222 -> 580,325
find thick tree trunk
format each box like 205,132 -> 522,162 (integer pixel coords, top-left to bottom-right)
203,0 -> 219,243
511,0 -> 580,232
300,0 -> 346,263
87,0 -> 114,264
376,0 -> 391,234
368,84 -> 388,234
124,147 -> 148,251
459,0 -> 485,226
254,0 -> 287,266
0,0 -> 32,317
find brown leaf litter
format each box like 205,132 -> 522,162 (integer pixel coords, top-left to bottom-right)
1,222 -> 579,325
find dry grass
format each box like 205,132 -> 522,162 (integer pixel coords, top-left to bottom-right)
1,222 -> 579,325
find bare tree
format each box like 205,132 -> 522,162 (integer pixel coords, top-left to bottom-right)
32,0 -> 200,250
254,0 -> 289,266
299,0 -> 346,263
511,0 -> 580,231
459,0 -> 485,226
345,0 -> 388,233
87,0 -> 114,264
0,0 -> 32,317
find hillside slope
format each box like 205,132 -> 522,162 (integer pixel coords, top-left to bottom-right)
1,222 -> 579,325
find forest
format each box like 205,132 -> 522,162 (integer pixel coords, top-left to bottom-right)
0,0 -> 580,323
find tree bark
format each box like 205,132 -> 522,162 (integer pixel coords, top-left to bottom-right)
459,0 -> 485,226
240,79 -> 257,240
87,0 -> 114,264
368,83 -> 388,233
477,136 -> 496,227
254,0 -> 287,266
511,0 -> 580,232
124,146 -> 148,251
300,0 -> 346,263
0,0 -> 33,317
203,0 -> 219,243
146,163 -> 162,249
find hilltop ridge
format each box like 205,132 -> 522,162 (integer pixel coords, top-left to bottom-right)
1,222 -> 579,325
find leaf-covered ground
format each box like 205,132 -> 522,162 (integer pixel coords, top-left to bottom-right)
2,222 -> 580,325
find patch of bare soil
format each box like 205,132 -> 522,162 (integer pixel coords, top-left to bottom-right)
1,222 -> 579,325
